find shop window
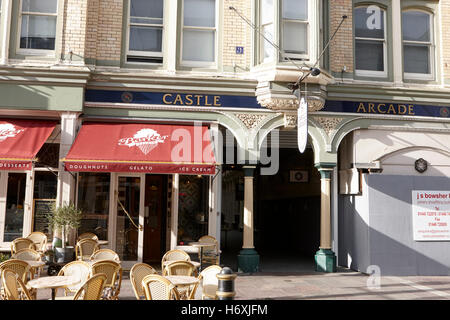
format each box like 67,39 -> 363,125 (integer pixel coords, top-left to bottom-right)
178,175 -> 209,244
126,0 -> 164,63
32,171 -> 57,238
18,0 -> 58,53
77,173 -> 110,241
181,0 -> 217,66
402,10 -> 434,79
354,5 -> 387,77
3,173 -> 26,242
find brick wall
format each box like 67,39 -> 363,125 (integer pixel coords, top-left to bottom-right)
61,0 -> 88,61
441,0 -> 450,80
329,0 -> 353,74
223,0 -> 252,71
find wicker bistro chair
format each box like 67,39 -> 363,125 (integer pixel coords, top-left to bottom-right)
164,260 -> 196,277
56,261 -> 91,297
0,259 -> 34,299
75,238 -> 100,261
192,265 -> 222,300
26,232 -> 48,253
90,260 -> 123,300
142,274 -> 180,300
12,249 -> 44,278
1,269 -> 33,300
77,232 -> 99,243
90,249 -> 120,263
130,263 -> 158,300
11,238 -> 36,255
62,273 -> 107,300
161,249 -> 191,274
197,235 -> 221,266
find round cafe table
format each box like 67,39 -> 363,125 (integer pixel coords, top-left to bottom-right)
188,242 -> 215,271
97,240 -> 109,246
27,275 -> 80,300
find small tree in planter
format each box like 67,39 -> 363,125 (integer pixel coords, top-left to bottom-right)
47,203 -> 83,263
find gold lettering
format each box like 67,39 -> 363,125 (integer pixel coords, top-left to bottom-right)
408,105 -> 415,115
377,104 -> 386,113
163,94 -> 173,104
387,104 -> 396,114
185,94 -> 193,105
398,104 -> 407,115
357,102 -> 367,113
368,103 -> 376,113
174,94 -> 184,105
214,96 -> 221,107
194,95 -> 203,105
205,95 -> 212,106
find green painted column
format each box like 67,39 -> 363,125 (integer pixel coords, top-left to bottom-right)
314,163 -> 337,273
237,166 -> 259,273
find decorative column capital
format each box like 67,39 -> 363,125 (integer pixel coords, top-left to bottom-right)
315,163 -> 336,179
243,166 -> 256,177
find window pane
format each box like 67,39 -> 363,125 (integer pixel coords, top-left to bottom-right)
261,0 -> 273,25
282,0 -> 307,20
404,44 -> 430,74
184,0 -> 215,27
20,15 -> 56,50
183,29 -> 215,62
262,24 -> 275,61
22,0 -> 57,13
129,26 -> 162,52
355,39 -> 384,71
77,173 -> 110,241
355,6 -> 385,39
283,22 -> 307,54
4,173 -> 26,242
130,17 -> 163,25
402,11 -> 430,42
130,0 -> 163,19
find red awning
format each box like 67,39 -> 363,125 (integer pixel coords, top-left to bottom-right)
0,119 -> 57,170
63,122 -> 216,174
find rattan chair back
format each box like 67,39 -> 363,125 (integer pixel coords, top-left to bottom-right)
161,249 -> 190,271
12,248 -> 41,261
0,259 -> 31,283
11,238 -> 35,255
164,260 -> 196,276
73,273 -> 107,300
130,263 -> 157,300
142,274 -> 180,300
75,238 -> 99,261
198,235 -> 220,264
198,265 -> 222,299
91,260 -> 123,300
1,269 -> 33,300
57,260 -> 91,295
26,232 -> 47,252
77,232 -> 99,242
90,249 -> 120,262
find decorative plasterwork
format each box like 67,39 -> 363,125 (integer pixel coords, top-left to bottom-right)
258,96 -> 325,112
233,113 -> 267,130
284,113 -> 297,128
312,116 -> 344,136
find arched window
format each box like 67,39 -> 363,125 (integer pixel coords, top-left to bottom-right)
402,10 -> 433,78
354,5 -> 387,77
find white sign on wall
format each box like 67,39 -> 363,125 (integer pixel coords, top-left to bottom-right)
412,191 -> 450,241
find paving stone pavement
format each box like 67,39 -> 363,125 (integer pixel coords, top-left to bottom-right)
33,267 -> 450,300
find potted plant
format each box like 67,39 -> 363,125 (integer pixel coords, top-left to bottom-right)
47,203 -> 83,263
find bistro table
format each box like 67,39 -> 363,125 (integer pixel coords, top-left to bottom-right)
97,240 -> 109,246
27,275 -> 80,300
188,242 -> 215,271
164,275 -> 199,300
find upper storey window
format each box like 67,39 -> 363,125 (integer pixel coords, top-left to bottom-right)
19,0 -> 58,52
126,0 -> 164,63
281,0 -> 308,60
402,10 -> 433,79
354,5 -> 387,77
181,0 -> 217,67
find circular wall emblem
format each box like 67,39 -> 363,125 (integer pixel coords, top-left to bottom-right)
415,158 -> 428,173
121,92 -> 133,103
440,107 -> 449,118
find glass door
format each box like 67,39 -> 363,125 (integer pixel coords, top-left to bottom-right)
113,174 -> 144,268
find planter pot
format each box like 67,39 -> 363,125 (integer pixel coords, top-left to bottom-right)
54,246 -> 75,263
